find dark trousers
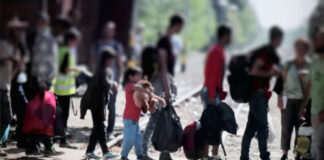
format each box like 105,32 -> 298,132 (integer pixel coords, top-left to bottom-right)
241,91 -> 270,160
86,110 -> 109,154
57,95 -> 70,143
281,99 -> 302,151
27,134 -> 53,151
107,92 -> 116,134
0,89 -> 12,139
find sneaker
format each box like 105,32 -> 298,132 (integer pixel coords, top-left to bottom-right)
281,154 -> 288,160
121,156 -> 129,160
103,152 -> 118,159
44,147 -> 64,157
86,152 -> 101,159
0,148 -> 7,157
107,133 -> 116,140
141,155 -> 154,160
60,142 -> 78,149
212,155 -> 222,160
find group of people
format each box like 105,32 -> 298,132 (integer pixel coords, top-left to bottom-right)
0,9 -> 323,160
202,24 -> 324,160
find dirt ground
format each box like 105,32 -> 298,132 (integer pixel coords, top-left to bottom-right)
3,53 -> 296,160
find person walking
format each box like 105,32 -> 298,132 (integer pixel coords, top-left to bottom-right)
201,24 -> 232,160
52,30 -> 80,149
240,26 -> 284,160
81,46 -> 118,159
278,38 -> 310,160
141,14 -> 185,160
299,29 -> 324,160
91,21 -> 124,140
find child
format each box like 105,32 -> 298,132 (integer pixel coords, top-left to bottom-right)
121,67 -> 165,160
81,46 -> 118,159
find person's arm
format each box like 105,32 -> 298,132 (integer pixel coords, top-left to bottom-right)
132,84 -> 151,95
299,79 -> 311,119
117,53 -> 123,83
250,57 -> 281,78
158,48 -> 171,101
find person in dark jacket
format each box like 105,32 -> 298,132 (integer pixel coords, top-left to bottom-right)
81,46 -> 118,159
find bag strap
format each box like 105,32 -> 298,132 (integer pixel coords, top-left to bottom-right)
70,98 -> 78,116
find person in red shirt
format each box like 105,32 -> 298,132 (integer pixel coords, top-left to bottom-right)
201,24 -> 232,160
121,67 -> 165,160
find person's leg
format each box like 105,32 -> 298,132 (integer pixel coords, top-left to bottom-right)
95,119 -> 109,154
317,122 -> 324,160
121,119 -> 136,158
280,100 -> 295,155
134,121 -> 143,158
107,92 -> 117,136
311,114 -> 320,159
254,93 -> 270,160
240,101 -> 257,160
142,110 -> 159,156
57,95 -> 71,144
86,118 -> 99,153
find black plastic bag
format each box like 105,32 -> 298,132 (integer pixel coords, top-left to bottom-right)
152,104 -> 183,152
218,102 -> 238,135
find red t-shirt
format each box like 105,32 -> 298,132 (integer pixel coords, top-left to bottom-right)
123,83 -> 142,121
203,44 -> 227,100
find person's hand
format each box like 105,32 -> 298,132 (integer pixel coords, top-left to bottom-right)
111,82 -> 118,93
160,98 -> 166,108
165,91 -> 171,101
271,69 -> 282,77
299,108 -> 306,120
277,96 -> 284,110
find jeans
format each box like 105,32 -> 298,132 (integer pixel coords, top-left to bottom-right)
280,99 -> 302,151
121,119 -> 142,158
311,114 -> 320,159
57,95 -> 71,143
200,87 -> 221,109
318,122 -> 324,160
0,89 -> 12,139
107,92 -> 117,134
86,110 -> 109,154
241,91 -> 270,160
142,109 -> 159,156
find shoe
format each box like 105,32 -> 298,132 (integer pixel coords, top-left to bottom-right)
141,155 -> 154,160
212,155 -> 222,160
86,152 -> 101,159
107,133 -> 116,140
60,142 -> 78,149
0,148 -> 7,157
103,152 -> 118,159
281,154 -> 288,160
44,147 -> 64,157
121,156 -> 129,160
25,148 -> 42,156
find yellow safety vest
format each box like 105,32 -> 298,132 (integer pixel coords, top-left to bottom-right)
51,46 -> 76,96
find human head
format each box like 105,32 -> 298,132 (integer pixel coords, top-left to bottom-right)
99,46 -> 116,69
270,26 -> 284,48
52,17 -> 71,37
168,14 -> 185,34
135,23 -> 145,34
64,28 -> 81,47
294,38 -> 310,59
217,24 -> 232,46
6,16 -> 28,43
36,12 -> 50,30
314,28 -> 324,54
103,21 -> 116,39
123,67 -> 142,87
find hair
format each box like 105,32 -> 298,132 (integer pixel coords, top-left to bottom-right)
270,26 -> 283,42
138,80 -> 154,92
169,14 -> 184,27
217,24 -> 232,40
295,38 -> 310,53
122,67 -> 142,88
52,17 -> 71,30
64,31 -> 77,45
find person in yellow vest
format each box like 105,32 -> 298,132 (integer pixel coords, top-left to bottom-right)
52,30 -> 79,149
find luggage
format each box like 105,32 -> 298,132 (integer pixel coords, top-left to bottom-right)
22,91 -> 56,136
152,104 -> 183,152
183,121 -> 205,159
228,55 -> 252,103
218,102 -> 238,135
295,123 -> 313,159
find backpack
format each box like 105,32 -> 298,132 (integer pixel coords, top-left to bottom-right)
183,121 -> 205,159
152,104 -> 183,152
23,91 -> 56,136
141,46 -> 158,80
228,55 -> 252,103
